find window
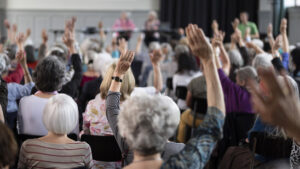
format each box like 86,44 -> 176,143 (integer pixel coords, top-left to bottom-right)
285,0 -> 300,7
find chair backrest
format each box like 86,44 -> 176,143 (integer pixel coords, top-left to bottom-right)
131,60 -> 143,85
175,86 -> 187,100
81,135 -> 122,162
249,132 -> 292,159
191,98 -> 207,115
166,77 -> 173,90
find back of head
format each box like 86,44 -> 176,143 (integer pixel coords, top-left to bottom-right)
0,122 -> 17,168
48,43 -> 68,62
100,62 -> 135,101
177,52 -> 198,73
228,49 -> 243,68
6,44 -> 17,60
149,42 -> 160,53
252,53 -> 273,70
43,94 -> 78,135
236,66 -> 257,83
174,44 -> 189,59
118,93 -> 180,156
25,45 -> 36,63
93,52 -> 115,77
0,53 -> 10,75
33,56 -> 66,92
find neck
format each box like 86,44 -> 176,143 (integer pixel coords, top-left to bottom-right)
35,91 -> 57,98
133,151 -> 162,163
39,132 -> 70,144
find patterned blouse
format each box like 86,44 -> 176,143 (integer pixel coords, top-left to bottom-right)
82,94 -> 113,136
290,141 -> 300,169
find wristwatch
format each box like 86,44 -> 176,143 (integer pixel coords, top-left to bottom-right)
111,76 -> 123,82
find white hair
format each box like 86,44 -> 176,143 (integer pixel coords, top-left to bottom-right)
236,66 -> 257,82
42,94 -> 78,135
228,49 -> 244,67
149,11 -> 157,18
252,53 -> 273,70
149,42 -> 160,52
0,53 -> 10,75
118,93 -> 180,155
251,39 -> 264,49
93,52 -> 116,77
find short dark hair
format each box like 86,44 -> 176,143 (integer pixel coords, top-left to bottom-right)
176,52 -> 199,74
25,45 -> 36,63
33,56 -> 66,92
0,122 -> 17,168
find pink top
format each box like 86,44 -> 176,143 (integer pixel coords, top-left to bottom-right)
80,75 -> 97,87
112,18 -> 136,31
4,64 -> 24,83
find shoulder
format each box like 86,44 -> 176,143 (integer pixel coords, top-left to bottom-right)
19,95 -> 35,103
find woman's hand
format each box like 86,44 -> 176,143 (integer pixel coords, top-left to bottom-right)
114,50 -> 135,77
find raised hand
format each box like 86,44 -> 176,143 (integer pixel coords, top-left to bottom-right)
150,49 -> 163,66
26,28 -> 31,38
280,18 -> 287,35
16,49 -> 27,67
267,23 -> 273,37
16,33 -> 26,49
185,24 -> 213,63
211,20 -> 219,34
41,29 -> 48,44
12,24 -> 18,33
98,21 -> 103,29
249,68 -> 300,140
62,29 -> 75,48
115,50 -> 135,76
272,35 -> 282,52
212,31 -> 225,47
4,19 -> 10,29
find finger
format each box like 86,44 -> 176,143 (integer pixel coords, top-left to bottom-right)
129,51 -> 135,63
190,25 -> 199,44
186,25 -> 195,46
258,67 -> 285,97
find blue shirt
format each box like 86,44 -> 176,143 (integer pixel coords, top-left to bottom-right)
161,107 -> 225,169
7,82 -> 35,113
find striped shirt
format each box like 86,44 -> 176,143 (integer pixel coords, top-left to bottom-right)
18,139 -> 95,169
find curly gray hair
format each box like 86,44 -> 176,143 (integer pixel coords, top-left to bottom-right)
252,53 -> 273,70
118,93 -> 180,155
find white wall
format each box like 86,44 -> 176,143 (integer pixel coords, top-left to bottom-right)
3,0 -> 159,11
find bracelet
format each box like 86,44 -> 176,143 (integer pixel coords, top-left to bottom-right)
111,76 -> 123,83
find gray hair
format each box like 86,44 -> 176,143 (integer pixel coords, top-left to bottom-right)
118,93 -> 180,155
228,49 -> 243,67
0,53 -> 10,75
149,42 -> 160,52
174,44 -> 189,60
161,43 -> 173,54
93,52 -> 116,76
236,66 -> 257,82
148,11 -> 158,18
252,53 -> 273,70
43,94 -> 78,134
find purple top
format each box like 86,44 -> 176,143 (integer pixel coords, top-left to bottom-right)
218,69 -> 254,114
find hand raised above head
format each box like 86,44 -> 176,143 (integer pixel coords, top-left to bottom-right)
41,29 -> 48,43
118,38 -> 128,54
185,24 -> 213,63
16,33 -> 25,49
62,28 -> 75,48
280,18 -> 287,34
16,49 -> 26,66
150,49 -> 163,66
267,23 -> 273,37
115,50 -> 135,76
4,19 -> 10,29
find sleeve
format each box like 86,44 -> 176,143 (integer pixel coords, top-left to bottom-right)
18,144 -> 28,169
238,46 -> 251,66
38,43 -> 47,60
281,52 -> 289,70
106,91 -> 132,163
161,107 -> 225,169
271,57 -> 285,73
4,64 -> 24,83
13,82 -> 35,100
60,53 -> 82,98
84,145 -> 95,169
218,68 -> 243,95
290,141 -> 300,169
251,23 -> 259,35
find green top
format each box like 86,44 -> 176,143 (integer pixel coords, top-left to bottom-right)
238,21 -> 258,37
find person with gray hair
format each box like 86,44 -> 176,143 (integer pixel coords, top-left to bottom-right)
18,94 -> 95,169
107,24 -> 226,169
252,53 -> 273,70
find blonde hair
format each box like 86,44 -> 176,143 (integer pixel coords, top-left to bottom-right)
100,63 -> 135,101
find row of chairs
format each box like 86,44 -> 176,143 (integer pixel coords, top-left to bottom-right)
17,134 -> 122,162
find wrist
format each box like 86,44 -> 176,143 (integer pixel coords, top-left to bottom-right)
113,72 -> 124,78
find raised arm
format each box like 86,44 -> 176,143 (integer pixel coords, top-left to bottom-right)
150,50 -> 163,92
162,24 -> 225,169
135,34 -> 144,55
246,41 -> 264,55
267,23 -> 275,48
213,31 -> 230,75
280,18 -> 289,53
38,29 -> 48,60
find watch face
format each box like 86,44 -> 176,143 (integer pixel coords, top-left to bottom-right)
115,77 -> 120,81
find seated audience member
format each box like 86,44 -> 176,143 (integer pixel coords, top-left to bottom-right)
18,94 -> 95,169
24,45 -> 38,70
0,53 -> 9,121
112,12 -> 136,40
144,11 -> 160,46
80,51 -> 100,88
17,55 -> 66,135
6,34 -> 35,130
237,11 -> 259,39
173,51 -> 201,111
0,122 -> 18,169
249,68 -> 300,169
78,52 -> 113,117
106,24 -> 225,169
